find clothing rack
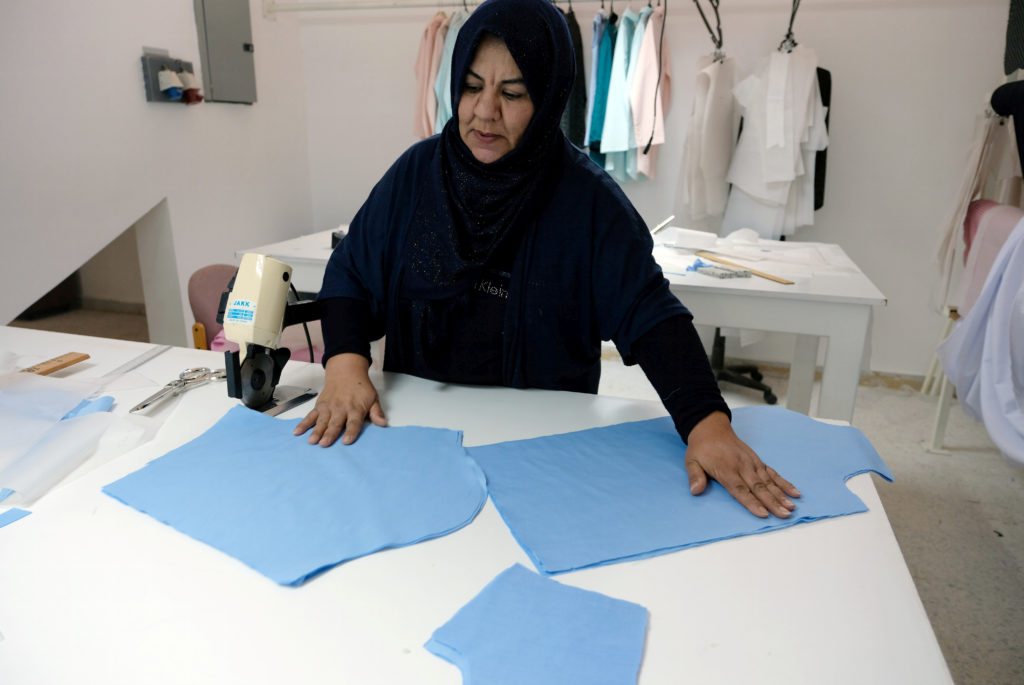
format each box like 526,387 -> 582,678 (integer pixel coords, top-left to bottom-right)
265,0 -> 1003,13
264,0 -> 646,14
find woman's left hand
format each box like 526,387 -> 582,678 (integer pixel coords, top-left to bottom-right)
684,411 -> 801,518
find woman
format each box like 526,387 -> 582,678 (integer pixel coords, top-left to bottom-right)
295,0 -> 800,519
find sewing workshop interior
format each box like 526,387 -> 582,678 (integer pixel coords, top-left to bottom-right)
1,1 -> 1022,684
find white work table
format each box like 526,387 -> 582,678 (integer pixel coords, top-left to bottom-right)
0,326 -> 947,684
239,228 -> 887,423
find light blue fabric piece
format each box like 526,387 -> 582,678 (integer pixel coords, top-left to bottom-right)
468,406 -> 894,575
425,564 -> 647,685
104,406 -> 487,586
0,507 -> 31,528
0,488 -> 13,503
62,395 -> 115,419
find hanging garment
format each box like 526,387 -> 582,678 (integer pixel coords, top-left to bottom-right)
587,17 -> 617,165
630,5 -> 671,179
679,54 -> 737,223
953,200 -> 1024,317
622,6 -> 654,180
938,215 -> 1024,465
932,110 -> 1023,312
467,406 -> 892,575
414,12 -> 449,139
813,67 -> 832,209
599,8 -> 639,182
559,8 -> 589,148
721,45 -> 828,239
425,564 -> 648,685
103,407 -> 487,586
583,12 -> 608,148
434,11 -> 470,135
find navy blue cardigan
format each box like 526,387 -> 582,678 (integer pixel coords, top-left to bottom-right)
320,134 -> 690,394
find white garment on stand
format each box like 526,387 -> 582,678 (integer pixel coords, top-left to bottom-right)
938,216 -> 1024,465
721,46 -> 828,239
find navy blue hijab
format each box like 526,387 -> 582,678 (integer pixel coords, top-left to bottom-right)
405,0 -> 576,296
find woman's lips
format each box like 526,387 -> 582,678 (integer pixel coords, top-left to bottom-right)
474,131 -> 501,143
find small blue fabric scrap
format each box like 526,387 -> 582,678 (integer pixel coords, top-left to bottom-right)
103,405 -> 487,585
686,257 -> 712,272
425,564 -> 648,685
62,395 -> 115,419
468,406 -> 894,575
0,507 -> 31,528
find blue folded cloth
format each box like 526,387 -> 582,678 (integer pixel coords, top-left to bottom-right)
104,406 -> 487,585
468,406 -> 893,575
425,564 -> 648,685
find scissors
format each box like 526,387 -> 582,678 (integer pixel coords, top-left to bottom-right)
130,367 -> 227,413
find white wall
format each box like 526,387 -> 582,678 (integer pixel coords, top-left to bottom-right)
297,0 -> 1010,377
0,1 -> 313,345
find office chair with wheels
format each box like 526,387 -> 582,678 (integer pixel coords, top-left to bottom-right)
710,327 -> 777,404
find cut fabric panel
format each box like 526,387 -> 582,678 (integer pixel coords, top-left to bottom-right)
425,564 -> 648,685
468,406 -> 893,575
0,507 -> 31,529
104,406 -> 487,586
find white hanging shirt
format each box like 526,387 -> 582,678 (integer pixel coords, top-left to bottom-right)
679,54 -> 737,221
722,45 -> 828,239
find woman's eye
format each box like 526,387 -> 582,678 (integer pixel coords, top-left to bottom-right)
503,90 -> 525,101
463,83 -> 482,93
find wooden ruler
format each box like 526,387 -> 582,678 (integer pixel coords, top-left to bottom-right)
695,251 -> 795,285
19,352 -> 91,376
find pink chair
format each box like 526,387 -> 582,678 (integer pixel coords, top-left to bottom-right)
187,264 -> 237,349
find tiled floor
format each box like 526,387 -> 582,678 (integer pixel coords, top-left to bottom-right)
8,307 -> 1024,684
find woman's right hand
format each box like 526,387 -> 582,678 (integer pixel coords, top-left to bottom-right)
293,353 -> 388,447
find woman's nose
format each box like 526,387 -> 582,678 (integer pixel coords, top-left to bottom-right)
474,90 -> 500,120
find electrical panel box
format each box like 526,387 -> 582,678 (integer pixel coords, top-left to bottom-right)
141,54 -> 196,103
194,0 -> 257,104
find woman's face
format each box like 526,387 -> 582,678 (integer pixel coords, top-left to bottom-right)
457,36 -> 535,164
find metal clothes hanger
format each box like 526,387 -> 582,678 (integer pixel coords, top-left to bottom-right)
778,0 -> 801,53
691,0 -> 724,61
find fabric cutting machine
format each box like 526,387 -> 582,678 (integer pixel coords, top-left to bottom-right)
219,253 -> 320,411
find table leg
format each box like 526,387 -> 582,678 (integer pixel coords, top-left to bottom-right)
787,334 -> 818,415
816,307 -> 872,422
